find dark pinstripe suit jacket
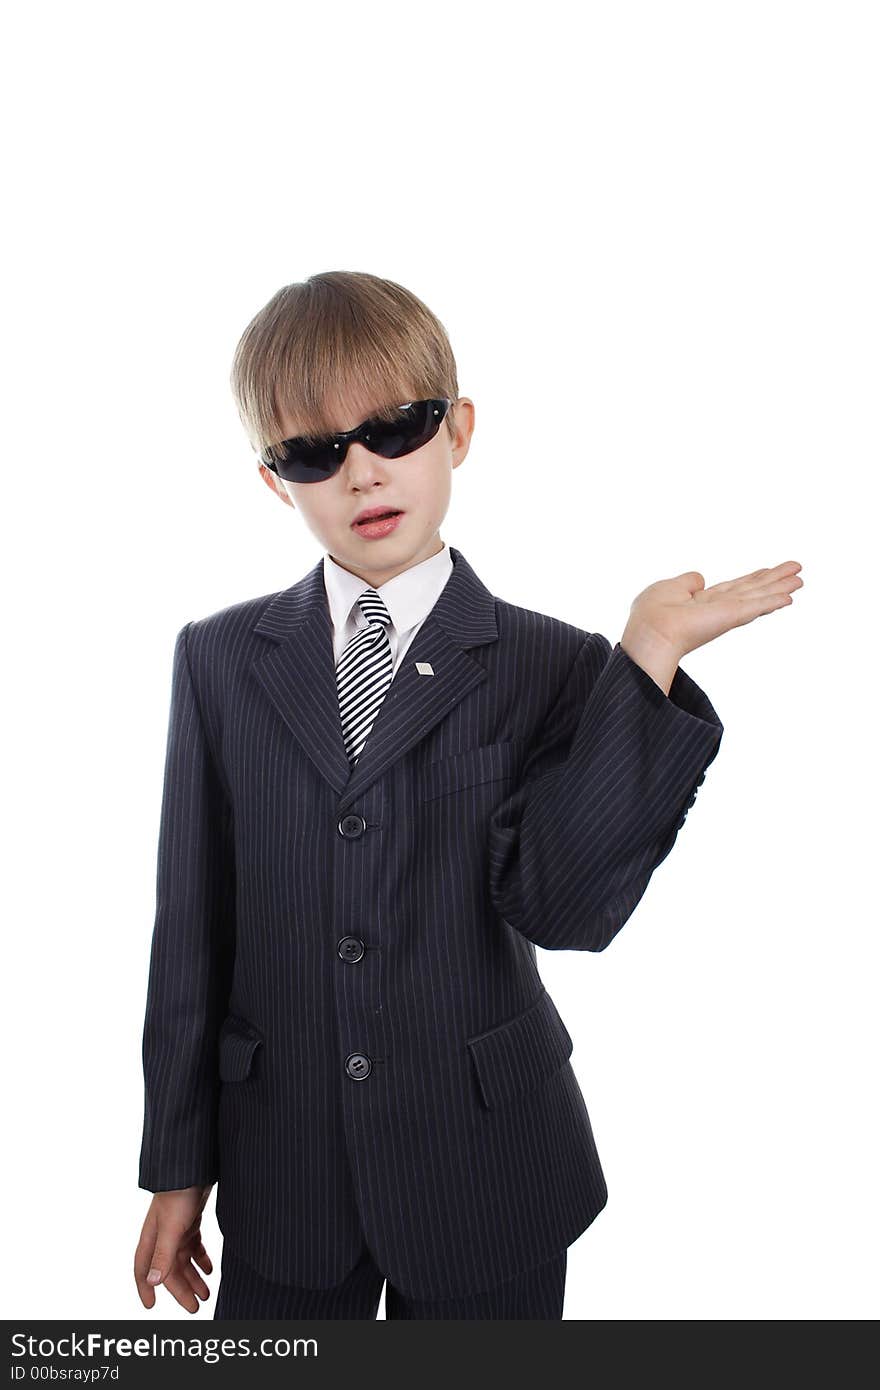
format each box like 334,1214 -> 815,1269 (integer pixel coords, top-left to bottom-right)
138,544 -> 724,1300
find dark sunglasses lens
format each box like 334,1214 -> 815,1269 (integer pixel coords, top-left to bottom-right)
268,440 -> 343,483
262,399 -> 450,482
369,399 -> 448,458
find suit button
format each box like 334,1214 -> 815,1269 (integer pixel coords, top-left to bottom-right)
337,936 -> 365,962
338,814 -> 366,838
345,1052 -> 372,1080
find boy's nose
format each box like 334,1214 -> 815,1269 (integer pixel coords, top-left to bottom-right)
344,441 -> 390,474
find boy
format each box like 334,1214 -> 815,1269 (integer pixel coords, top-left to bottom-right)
133,270 -> 802,1319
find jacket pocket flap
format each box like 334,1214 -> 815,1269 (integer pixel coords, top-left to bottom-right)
466,988 -> 573,1109
218,1014 -> 263,1082
420,739 -> 527,802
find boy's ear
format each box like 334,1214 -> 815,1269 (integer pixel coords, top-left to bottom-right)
449,396 -> 475,467
258,464 -> 295,508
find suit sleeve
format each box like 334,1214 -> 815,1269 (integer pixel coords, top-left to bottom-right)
487,631 -> 724,951
138,622 -> 235,1192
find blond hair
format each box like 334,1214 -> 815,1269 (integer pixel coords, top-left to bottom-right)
230,270 -> 460,459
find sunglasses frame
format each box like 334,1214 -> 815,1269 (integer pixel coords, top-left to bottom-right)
259,397 -> 454,483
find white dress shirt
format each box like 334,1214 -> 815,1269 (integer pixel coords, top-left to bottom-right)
323,541 -> 453,678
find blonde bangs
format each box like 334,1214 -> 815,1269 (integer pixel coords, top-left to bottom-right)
230,271 -> 459,455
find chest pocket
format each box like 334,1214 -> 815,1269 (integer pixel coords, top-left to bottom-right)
418,738 -> 527,803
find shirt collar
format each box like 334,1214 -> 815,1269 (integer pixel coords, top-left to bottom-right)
323,541 -> 453,637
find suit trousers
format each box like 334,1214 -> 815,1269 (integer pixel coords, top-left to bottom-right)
213,1237 -> 568,1320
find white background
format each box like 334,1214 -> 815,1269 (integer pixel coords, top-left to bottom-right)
3,0 -> 877,1322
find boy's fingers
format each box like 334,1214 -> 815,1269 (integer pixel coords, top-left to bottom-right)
162,1268 -> 200,1314
182,1260 -> 211,1302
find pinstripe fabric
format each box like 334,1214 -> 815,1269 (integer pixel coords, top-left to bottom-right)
213,1239 -> 567,1319
335,590 -> 394,764
138,545 -> 724,1300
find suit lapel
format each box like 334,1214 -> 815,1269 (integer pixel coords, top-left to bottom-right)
252,573 -> 352,794
251,546 -> 499,810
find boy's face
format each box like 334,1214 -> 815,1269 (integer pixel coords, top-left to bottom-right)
259,394 -> 475,587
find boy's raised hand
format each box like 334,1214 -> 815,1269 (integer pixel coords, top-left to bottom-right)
134,1186 -> 215,1313
622,560 -> 803,663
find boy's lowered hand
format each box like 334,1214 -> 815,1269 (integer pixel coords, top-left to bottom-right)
134,1185 -> 215,1313
620,560 -> 803,695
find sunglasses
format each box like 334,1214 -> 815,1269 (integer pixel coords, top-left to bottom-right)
259,398 -> 453,484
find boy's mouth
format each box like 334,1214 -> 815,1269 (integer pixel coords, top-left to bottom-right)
351,510 -> 405,540
350,508 -> 405,528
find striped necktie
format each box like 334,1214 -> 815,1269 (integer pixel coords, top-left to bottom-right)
336,588 -> 394,765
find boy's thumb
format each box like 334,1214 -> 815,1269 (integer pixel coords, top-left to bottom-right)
146,1241 -> 174,1285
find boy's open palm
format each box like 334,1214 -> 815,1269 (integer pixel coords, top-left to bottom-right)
626,560 -> 803,659
134,1186 -> 215,1313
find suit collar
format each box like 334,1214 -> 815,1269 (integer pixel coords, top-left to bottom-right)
252,546 -> 498,809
